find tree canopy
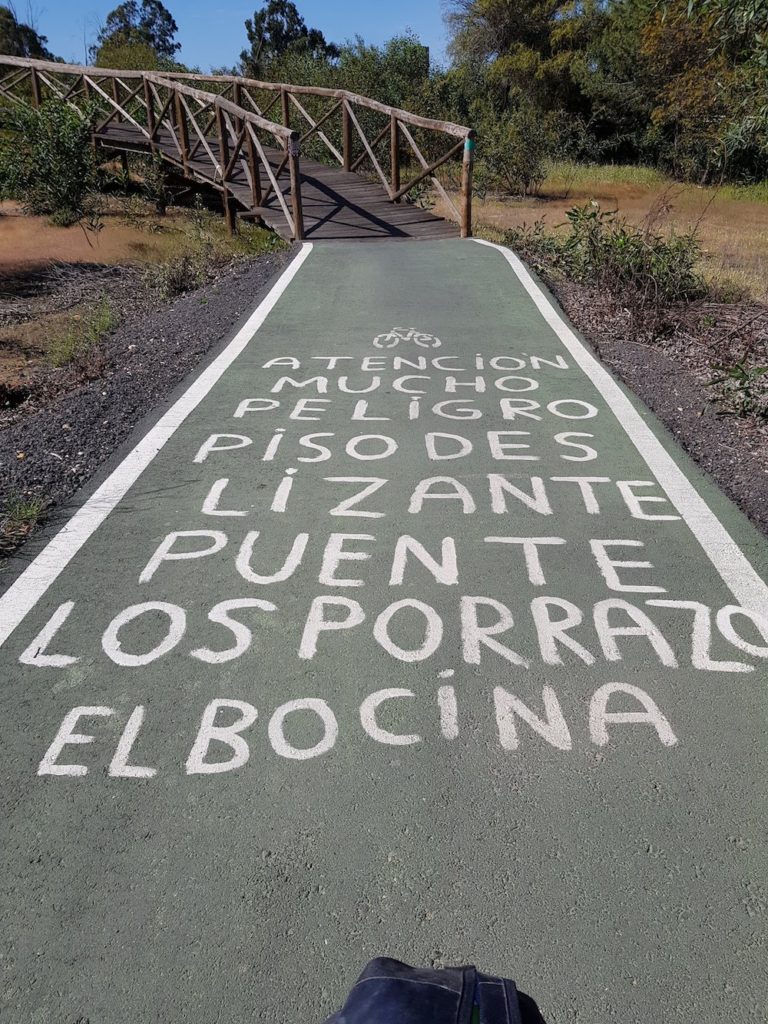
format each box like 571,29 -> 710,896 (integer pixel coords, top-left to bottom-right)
241,0 -> 338,77
0,4 -> 56,59
442,0 -> 768,182
92,0 -> 180,62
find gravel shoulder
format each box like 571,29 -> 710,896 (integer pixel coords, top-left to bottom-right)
0,249 -> 294,561
550,278 -> 768,537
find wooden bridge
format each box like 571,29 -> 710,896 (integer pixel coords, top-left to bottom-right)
0,56 -> 476,242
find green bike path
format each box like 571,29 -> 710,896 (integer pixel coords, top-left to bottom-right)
1,240 -> 767,1023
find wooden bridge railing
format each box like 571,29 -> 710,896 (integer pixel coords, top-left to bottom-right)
0,56 -> 476,238
0,55 -> 305,238
158,72 -> 477,236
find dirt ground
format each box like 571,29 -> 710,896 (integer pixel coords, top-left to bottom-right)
0,200 -> 185,272
0,266 -> 136,396
0,200 -> 181,394
0,199 -> 281,400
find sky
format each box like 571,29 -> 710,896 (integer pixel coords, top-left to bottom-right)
25,0 -> 451,70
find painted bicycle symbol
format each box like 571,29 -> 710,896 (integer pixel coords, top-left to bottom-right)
372,327 -> 442,349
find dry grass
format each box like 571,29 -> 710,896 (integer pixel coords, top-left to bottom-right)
0,492 -> 46,554
437,162 -> 768,301
0,196 -> 284,276
0,198 -> 285,392
0,198 -> 184,272
46,296 -> 120,367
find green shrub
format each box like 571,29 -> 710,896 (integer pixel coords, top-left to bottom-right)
474,103 -> 557,197
1,492 -> 46,549
556,204 -> 704,304
0,100 -> 97,222
136,154 -> 171,215
2,493 -> 45,527
497,219 -> 565,270
230,222 -> 287,256
504,203 -> 704,308
48,297 -> 120,367
145,254 -> 204,298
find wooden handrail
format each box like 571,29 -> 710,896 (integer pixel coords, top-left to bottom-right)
154,72 -> 473,140
0,56 -> 294,143
0,57 -> 472,138
0,54 -> 476,237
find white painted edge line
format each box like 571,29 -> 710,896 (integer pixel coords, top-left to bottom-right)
474,237 -> 768,616
0,242 -> 314,648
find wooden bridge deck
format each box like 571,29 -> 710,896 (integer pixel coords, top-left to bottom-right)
97,123 -> 459,242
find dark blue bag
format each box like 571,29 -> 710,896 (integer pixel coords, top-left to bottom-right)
323,957 -> 544,1024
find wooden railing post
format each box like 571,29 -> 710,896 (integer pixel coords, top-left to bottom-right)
280,86 -> 289,146
342,101 -> 352,171
110,78 -> 121,122
461,131 -> 476,239
216,101 -> 236,235
174,90 -> 189,175
246,128 -> 263,223
288,133 -> 304,241
143,76 -> 157,152
390,113 -> 400,200
30,67 -> 41,107
232,81 -> 244,139
168,84 -> 177,131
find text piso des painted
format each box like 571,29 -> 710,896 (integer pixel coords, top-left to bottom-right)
28,351 -> 768,778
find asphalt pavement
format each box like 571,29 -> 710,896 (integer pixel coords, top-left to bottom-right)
1,239 -> 767,1023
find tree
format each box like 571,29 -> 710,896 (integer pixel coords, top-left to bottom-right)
439,0 -> 767,183
446,0 -> 562,62
0,3 -> 56,59
240,0 -> 337,76
334,33 -> 429,109
691,0 -> 768,38
94,38 -> 160,70
575,0 -> 656,161
92,0 -> 180,62
444,0 -> 607,114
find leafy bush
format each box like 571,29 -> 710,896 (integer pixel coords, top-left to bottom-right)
0,101 -> 97,222
474,103 -> 557,197
496,218 -> 565,270
556,204 -> 704,304
499,203 -> 705,310
136,154 -> 171,215
145,253 -> 203,298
